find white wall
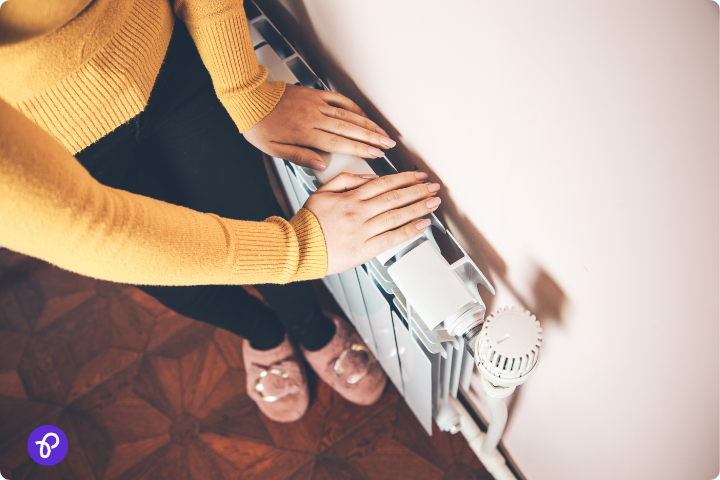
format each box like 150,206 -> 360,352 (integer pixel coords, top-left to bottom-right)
257,1 -> 719,478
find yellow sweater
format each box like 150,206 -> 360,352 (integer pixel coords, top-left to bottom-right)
0,0 -> 328,285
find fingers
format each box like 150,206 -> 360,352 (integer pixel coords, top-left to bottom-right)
317,91 -> 391,136
270,142 -> 326,171
319,105 -> 391,140
318,90 -> 365,117
366,195 -> 441,236
364,218 -> 433,259
311,130 -> 387,159
317,116 -> 396,151
354,171 -> 429,201
316,171 -> 379,193
364,182 -> 440,216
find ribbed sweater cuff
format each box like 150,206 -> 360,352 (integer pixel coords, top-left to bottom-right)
219,80 -> 286,132
288,207 -> 328,281
220,207 -> 326,285
185,12 -> 287,132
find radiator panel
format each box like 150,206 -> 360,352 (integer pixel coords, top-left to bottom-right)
393,311 -> 434,435
338,269 -> 378,357
356,267 -> 404,395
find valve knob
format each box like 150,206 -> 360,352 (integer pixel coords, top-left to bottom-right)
474,306 -> 542,389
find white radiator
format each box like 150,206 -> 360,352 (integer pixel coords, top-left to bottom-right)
244,2 -> 492,435
245,4 -> 541,478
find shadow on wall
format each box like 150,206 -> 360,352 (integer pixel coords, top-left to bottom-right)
256,0 -> 568,415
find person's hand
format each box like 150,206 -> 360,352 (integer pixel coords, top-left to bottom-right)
303,171 -> 442,275
243,84 -> 396,171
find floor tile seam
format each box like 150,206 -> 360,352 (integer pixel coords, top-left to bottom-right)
192,436 -> 244,475
25,336 -> 71,404
350,443 -> 447,478
196,429 -> 277,450
389,434 -> 456,474
109,440 -> 175,480
210,334 -> 246,373
110,304 -> 157,353
111,432 -> 172,449
65,355 -> 144,407
337,458 -> 372,480
178,356 -> 186,414
279,456 -> 317,480
115,288 -> 169,320
237,446 -> 315,479
104,345 -> 147,355
2,334 -> 33,395
128,364 -> 178,423
295,421 -> 319,455
313,397 -> 399,456
185,345 -> 232,417
140,308 -> 160,353
33,294 -> 101,336
250,442 -> 319,457
180,445 -> 190,479
106,295 -> 116,354
389,411 -> 455,472
144,319 -> 204,356
62,405 -> 101,480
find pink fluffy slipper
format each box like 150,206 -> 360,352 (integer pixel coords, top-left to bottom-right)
242,336 -> 309,423
301,315 -> 387,406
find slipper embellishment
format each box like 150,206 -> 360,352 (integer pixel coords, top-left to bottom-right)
254,366 -> 291,402
334,344 -> 372,385
243,336 -> 309,423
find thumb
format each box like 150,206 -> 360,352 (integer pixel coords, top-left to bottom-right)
317,171 -> 379,193
272,143 -> 326,171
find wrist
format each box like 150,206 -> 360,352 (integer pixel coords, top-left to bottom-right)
219,80 -> 285,132
288,207 -> 328,280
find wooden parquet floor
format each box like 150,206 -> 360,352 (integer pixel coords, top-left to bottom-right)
0,250 -> 493,480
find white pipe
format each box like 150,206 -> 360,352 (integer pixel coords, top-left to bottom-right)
450,397 -> 517,480
482,394 -> 508,455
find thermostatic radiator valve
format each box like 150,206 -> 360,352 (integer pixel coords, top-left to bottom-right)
474,306 -> 542,396
473,306 -> 542,457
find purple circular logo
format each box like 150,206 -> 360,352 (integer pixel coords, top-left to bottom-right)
27,425 -> 68,466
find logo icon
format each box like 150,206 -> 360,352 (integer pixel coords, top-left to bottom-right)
27,425 -> 68,466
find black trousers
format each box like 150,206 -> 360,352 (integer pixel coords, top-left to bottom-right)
75,22 -> 335,351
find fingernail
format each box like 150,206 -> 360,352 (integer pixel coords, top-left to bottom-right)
379,136 -> 396,148
361,112 -> 369,118
427,183 -> 441,193
368,146 -> 384,157
375,126 -> 389,137
308,159 -> 326,171
425,197 -> 441,208
360,174 -> 378,179
415,172 -> 428,180
415,219 -> 432,230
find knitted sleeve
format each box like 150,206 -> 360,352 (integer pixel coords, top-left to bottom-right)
0,99 -> 327,285
173,0 -> 286,132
